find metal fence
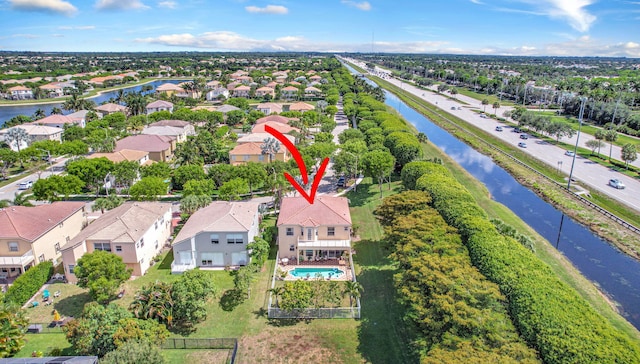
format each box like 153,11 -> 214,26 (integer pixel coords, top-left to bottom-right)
162,338 -> 239,364
268,306 -> 360,319
27,323 -> 65,334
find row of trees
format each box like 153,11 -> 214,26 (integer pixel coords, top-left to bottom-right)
374,189 -> 538,361
411,161 -> 640,363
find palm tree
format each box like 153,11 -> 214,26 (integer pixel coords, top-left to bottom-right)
261,137 -> 281,163
62,93 -> 84,112
12,192 -> 33,207
50,107 -> 62,115
268,286 -> 284,308
343,281 -> 363,308
5,128 -> 29,167
604,130 -> 618,161
125,92 -> 146,116
481,98 -> 489,113
32,108 -> 46,120
492,101 -> 501,116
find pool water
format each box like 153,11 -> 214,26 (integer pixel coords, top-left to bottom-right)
289,267 -> 345,279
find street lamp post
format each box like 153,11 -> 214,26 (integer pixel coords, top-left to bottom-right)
567,97 -> 587,191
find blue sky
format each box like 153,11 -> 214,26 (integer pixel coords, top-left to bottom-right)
0,0 -> 638,57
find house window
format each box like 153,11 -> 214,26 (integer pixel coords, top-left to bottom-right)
258,155 -> 265,161
155,221 -> 158,230
289,244 -> 295,251
202,259 -> 213,266
210,234 -> 219,244
8,242 -> 18,252
59,222 -> 63,228
115,245 -> 122,252
243,155 -> 250,161
155,240 -> 159,249
231,155 -> 236,161
93,243 -> 111,252
286,228 -> 293,236
327,227 -> 335,236
39,254 -> 45,263
68,265 -> 75,274
227,233 -> 243,244
140,258 -> 144,264
139,238 -> 144,248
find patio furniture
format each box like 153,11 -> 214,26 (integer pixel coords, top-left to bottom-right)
27,324 -> 42,333
51,273 -> 65,281
54,290 -> 61,298
31,301 -> 39,308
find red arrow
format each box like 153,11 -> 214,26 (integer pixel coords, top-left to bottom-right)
264,125 -> 328,204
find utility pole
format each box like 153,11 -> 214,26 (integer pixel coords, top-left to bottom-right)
567,97 -> 587,191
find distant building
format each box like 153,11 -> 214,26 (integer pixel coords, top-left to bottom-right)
145,100 -> 174,115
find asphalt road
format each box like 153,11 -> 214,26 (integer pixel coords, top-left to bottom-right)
342,57 -> 640,213
0,158 -> 69,203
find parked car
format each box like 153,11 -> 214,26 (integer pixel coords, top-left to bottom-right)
451,106 -> 456,110
18,180 -> 33,190
609,178 -> 625,189
337,176 -> 346,187
519,133 -> 529,139
495,126 -> 503,132
565,150 -> 576,157
518,142 -> 527,148
513,127 -> 522,133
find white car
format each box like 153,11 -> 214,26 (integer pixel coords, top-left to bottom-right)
518,142 -> 527,148
609,178 -> 625,189
565,150 -> 575,157
18,180 -> 33,190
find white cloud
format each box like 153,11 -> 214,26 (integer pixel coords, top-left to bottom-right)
95,0 -> 150,10
9,0 -> 78,16
158,1 -> 176,9
341,1 -> 371,11
245,5 -> 288,14
470,0 -> 484,4
504,0 -> 596,32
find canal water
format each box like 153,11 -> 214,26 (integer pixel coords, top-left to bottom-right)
0,79 -> 186,126
385,89 -> 640,329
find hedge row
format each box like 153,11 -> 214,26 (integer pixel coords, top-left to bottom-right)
375,191 -> 539,362
414,162 -> 640,364
4,261 -> 53,306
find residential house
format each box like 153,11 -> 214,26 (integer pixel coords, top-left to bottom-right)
65,110 -> 89,128
141,125 -> 192,143
148,119 -> 195,138
304,86 -> 322,98
171,200 -> 261,273
0,202 -> 87,279
145,100 -> 174,115
255,87 -> 275,100
205,87 -> 230,101
95,103 -> 128,118
288,102 -> 315,113
229,142 -> 290,165
236,76 -> 253,85
8,85 -> 33,100
156,83 -> 184,97
251,121 -> 300,135
281,86 -> 299,100
215,104 -> 241,115
232,85 -> 251,98
255,102 -> 282,115
39,83 -> 64,98
276,196 -> 352,262
32,114 -> 82,129
236,132 -> 295,146
274,75 -> 288,84
87,149 -> 151,165
309,75 -> 322,82
61,202 -> 173,283
115,134 -> 176,162
265,81 -> 278,89
0,125 -> 63,151
205,80 -> 221,90
255,114 -> 296,125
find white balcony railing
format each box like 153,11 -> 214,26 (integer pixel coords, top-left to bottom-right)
171,261 -> 196,274
0,249 -> 35,266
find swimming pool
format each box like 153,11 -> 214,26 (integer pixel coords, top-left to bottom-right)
289,267 -> 345,279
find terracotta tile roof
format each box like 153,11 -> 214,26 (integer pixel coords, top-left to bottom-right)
289,102 -> 315,111
277,196 -> 351,227
0,202 -> 86,242
156,83 -> 184,92
141,125 -> 185,137
8,85 -> 31,91
252,122 -> 299,134
39,83 -> 63,90
256,87 -> 274,92
146,100 -> 173,109
150,119 -> 190,128
2,124 -> 62,136
173,201 -> 260,244
62,202 -> 171,250
115,134 -> 174,153
237,132 -> 295,145
255,115 -> 295,125
234,85 -> 250,91
305,86 -> 321,92
96,103 -> 128,113
87,149 -> 148,163
35,114 -> 74,125
282,86 -> 298,91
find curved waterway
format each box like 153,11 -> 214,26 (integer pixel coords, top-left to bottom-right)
385,89 -> 640,328
0,79 -> 187,126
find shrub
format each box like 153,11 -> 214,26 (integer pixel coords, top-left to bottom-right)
4,261 -> 53,306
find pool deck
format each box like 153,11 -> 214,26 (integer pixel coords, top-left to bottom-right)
280,264 -> 353,281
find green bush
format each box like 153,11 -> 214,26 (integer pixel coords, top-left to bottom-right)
4,261 -> 53,306
415,162 -> 640,364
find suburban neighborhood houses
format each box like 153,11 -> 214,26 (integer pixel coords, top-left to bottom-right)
0,49 -> 639,364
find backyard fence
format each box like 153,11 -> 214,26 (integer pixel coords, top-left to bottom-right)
162,338 -> 238,364
268,306 -> 360,319
26,323 -> 65,334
